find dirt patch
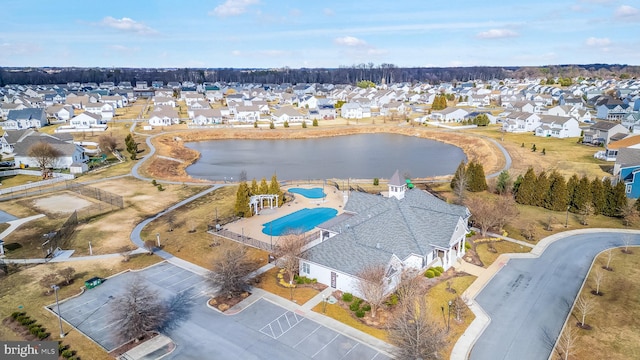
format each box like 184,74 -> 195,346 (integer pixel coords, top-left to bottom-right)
33,194 -> 93,214
209,292 -> 250,312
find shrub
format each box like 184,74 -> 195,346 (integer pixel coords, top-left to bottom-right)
11,311 -> 25,319
15,315 -> 26,322
435,266 -> 445,273
465,242 -> 472,250
386,293 -> 399,306
61,349 -> 74,358
30,327 -> 41,336
296,277 -> 304,284
342,293 -> 353,302
355,309 -> 366,318
156,184 -> 164,191
37,331 -> 49,340
151,179 -> 157,186
361,304 -> 371,312
28,324 -> 41,331
349,302 -> 360,312
312,119 -> 318,127
59,343 -> 68,354
303,277 -> 312,284
373,178 -> 379,186
269,122 -> 275,129
283,121 -> 289,128
253,121 -> 258,128
425,269 -> 435,278
21,318 -> 34,326
301,121 -> 307,128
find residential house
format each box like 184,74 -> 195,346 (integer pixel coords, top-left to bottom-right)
69,112 -> 102,129
0,129 -> 36,154
2,108 -> 48,130
149,106 -> 180,126
0,103 -> 27,119
191,109 -> 223,125
85,102 -> 114,121
340,103 -> 371,119
429,108 -> 469,122
45,105 -> 74,121
233,105 -> 260,123
271,107 -> 306,123
614,147 -> 640,198
13,133 -> 88,169
464,111 -> 497,125
154,96 -> 177,107
596,103 -> 631,121
380,101 -> 408,116
500,111 -> 541,133
534,115 -> 581,138
583,121 -> 629,146
299,171 -> 470,299
101,95 -> 127,108
600,134 -> 640,162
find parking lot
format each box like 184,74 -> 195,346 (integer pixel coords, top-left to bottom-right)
50,261 -> 391,359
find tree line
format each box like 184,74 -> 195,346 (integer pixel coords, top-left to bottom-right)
235,175 -> 283,217
2,64 -> 638,86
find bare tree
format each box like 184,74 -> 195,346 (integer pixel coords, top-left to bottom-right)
604,249 -> 614,271
110,277 -> 168,344
395,269 -> 423,304
356,264 -> 388,318
592,269 -> 604,295
521,222 -> 537,242
495,196 -> 519,232
620,202 -> 639,227
98,134 -> 118,154
187,220 -> 197,233
452,168 -> 469,203
208,244 -> 254,298
453,295 -> 468,322
556,326 -> 578,360
275,232 -> 306,284
27,141 -> 63,178
545,214 -> 556,231
575,296 -> 595,328
579,203 -> 593,226
144,240 -> 156,254
165,213 -> 177,232
57,267 -> 76,285
622,234 -> 633,254
387,296 -> 447,360
39,273 -> 59,295
466,197 -> 501,236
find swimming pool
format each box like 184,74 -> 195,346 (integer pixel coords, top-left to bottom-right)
262,207 -> 338,236
288,187 -> 326,199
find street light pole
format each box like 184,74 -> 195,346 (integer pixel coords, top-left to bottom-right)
447,300 -> 452,333
565,205 -> 570,228
156,233 -> 161,247
52,285 -> 64,338
322,295 -> 327,313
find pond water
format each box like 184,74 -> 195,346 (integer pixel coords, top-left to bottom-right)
184,133 -> 466,181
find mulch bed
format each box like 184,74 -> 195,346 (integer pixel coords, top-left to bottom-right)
576,322 -> 592,330
209,292 -> 251,312
109,332 -> 158,357
2,317 -> 41,341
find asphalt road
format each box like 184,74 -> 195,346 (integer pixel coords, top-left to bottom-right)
471,232 -> 640,360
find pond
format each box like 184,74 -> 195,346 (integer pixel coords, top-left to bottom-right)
184,133 -> 466,181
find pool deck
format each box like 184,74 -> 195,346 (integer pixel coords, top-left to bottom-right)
224,185 -> 346,248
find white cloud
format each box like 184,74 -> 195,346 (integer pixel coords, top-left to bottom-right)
323,8 -> 335,16
476,29 -> 519,39
210,0 -> 259,17
100,16 -> 157,35
585,37 -> 611,46
108,44 -> 140,53
614,5 -> 640,20
334,36 -> 368,47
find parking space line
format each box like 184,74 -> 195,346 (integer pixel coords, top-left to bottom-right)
370,352 -> 381,359
260,324 -> 276,338
311,333 -> 339,358
166,274 -> 200,289
59,298 -> 98,313
341,342 -> 359,359
292,324 -> 321,348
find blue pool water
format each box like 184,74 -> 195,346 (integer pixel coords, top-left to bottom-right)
263,207 -> 338,236
288,187 -> 326,199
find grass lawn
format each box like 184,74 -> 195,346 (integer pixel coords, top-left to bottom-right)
474,240 -> 532,268
552,248 -> 640,360
0,174 -> 48,188
425,275 -> 477,358
464,126 -> 609,179
311,302 -> 389,341
254,267 -> 320,305
0,254 -> 162,360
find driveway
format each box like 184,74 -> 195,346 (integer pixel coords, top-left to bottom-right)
470,232 -> 640,360
51,262 -> 391,360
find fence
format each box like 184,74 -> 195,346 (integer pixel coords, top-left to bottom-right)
66,182 -> 124,209
210,228 -> 321,254
43,210 -> 78,258
0,170 -> 74,196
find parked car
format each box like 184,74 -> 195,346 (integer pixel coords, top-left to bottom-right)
0,161 -> 15,167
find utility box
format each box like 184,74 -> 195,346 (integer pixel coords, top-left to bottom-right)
84,277 -> 103,289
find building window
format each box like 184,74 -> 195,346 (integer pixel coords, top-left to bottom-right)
626,185 -> 632,194
302,262 -> 310,274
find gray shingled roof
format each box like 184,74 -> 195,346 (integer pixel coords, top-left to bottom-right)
616,148 -> 640,168
304,189 -> 469,276
13,134 -> 77,157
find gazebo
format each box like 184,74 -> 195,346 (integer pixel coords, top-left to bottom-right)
249,194 -> 279,215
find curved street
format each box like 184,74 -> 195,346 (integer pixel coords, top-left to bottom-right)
469,231 -> 640,360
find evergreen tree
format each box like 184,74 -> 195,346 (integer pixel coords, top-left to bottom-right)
566,174 -> 579,211
573,176 -> 592,213
250,178 -> 258,195
512,174 -> 524,196
534,171 -> 550,207
496,170 -> 511,195
602,179 -> 615,216
269,174 -> 283,206
467,160 -> 487,192
545,171 -> 568,211
591,177 -> 606,215
259,177 -> 269,194
450,161 -> 467,190
125,134 -> 138,160
234,181 -> 252,217
610,181 -> 628,217
515,168 -> 537,205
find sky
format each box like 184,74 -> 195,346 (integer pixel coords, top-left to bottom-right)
1,0 -> 639,69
